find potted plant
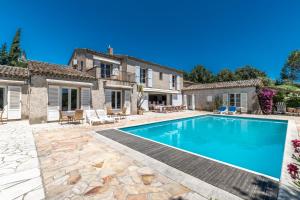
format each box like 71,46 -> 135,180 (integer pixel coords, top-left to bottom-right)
137,85 -> 145,115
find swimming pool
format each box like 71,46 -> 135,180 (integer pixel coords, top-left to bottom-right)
120,115 -> 288,179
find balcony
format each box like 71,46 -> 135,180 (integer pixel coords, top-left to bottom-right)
101,70 -> 136,83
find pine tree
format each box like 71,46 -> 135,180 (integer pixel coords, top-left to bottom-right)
8,28 -> 22,66
0,43 -> 9,65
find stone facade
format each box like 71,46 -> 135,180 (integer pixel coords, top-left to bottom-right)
29,75 -> 48,124
126,58 -> 183,91
183,86 -> 260,113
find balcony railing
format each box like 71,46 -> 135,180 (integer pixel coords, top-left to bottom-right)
102,70 -> 135,83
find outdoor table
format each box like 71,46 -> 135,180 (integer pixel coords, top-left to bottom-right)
64,111 -> 75,123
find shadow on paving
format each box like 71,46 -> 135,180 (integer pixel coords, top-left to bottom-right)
233,178 -> 279,200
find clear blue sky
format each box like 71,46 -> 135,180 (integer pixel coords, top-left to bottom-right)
1,0 -> 300,79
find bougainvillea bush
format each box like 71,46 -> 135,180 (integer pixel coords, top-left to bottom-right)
288,139 -> 300,188
258,88 -> 276,114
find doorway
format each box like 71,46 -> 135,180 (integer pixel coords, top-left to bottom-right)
61,88 -> 78,111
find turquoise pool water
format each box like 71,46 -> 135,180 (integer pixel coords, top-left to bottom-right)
120,115 -> 288,179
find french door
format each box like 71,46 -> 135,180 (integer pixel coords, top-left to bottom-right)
61,88 -> 78,111
111,90 -> 121,110
0,87 -> 4,111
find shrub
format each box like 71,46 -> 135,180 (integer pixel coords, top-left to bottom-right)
286,97 -> 300,108
286,96 -> 300,108
213,95 -> 222,110
287,163 -> 299,179
258,88 -> 276,114
292,139 -> 300,153
273,90 -> 285,104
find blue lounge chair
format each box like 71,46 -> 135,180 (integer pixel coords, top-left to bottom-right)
216,106 -> 227,114
228,106 -> 237,115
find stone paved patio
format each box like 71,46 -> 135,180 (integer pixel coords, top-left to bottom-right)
33,111 -> 206,200
0,121 -> 45,200
1,111 -> 299,200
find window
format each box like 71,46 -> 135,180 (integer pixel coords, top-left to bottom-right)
140,68 -> 146,83
236,94 -> 241,107
159,72 -> 163,80
207,96 -> 212,102
79,61 -> 84,71
229,93 -> 241,107
61,88 -> 78,111
71,89 -> 77,110
61,88 -> 69,111
0,88 -> 4,110
172,75 -> 176,88
111,90 -> 121,109
100,63 -> 111,78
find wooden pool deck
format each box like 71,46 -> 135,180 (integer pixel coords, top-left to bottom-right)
97,129 -> 279,200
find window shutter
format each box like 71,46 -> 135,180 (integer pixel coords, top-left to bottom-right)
81,88 -> 90,110
47,86 -> 59,121
147,68 -> 152,87
169,74 -> 172,89
105,89 -> 112,105
241,93 -> 248,113
112,64 -> 119,76
222,93 -> 228,106
125,90 -> 131,114
176,75 -> 180,90
135,66 -> 140,84
8,86 -> 21,119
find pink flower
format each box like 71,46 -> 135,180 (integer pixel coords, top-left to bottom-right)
287,163 -> 299,179
292,139 -> 300,153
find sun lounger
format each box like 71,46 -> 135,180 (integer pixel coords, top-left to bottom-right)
86,110 -> 104,125
215,106 -> 227,114
228,106 -> 237,115
96,109 -> 115,123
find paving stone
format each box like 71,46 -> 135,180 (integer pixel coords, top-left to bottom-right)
0,122 -> 44,200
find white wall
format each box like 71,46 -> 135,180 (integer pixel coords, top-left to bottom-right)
172,94 -> 182,106
141,92 -> 149,111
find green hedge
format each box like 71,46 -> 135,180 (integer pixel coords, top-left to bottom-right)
286,97 -> 300,108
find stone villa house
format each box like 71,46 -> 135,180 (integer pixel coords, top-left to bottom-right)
0,46 -> 262,124
182,79 -> 263,113
68,47 -> 184,112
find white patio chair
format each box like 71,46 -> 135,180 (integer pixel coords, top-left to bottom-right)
274,102 -> 286,114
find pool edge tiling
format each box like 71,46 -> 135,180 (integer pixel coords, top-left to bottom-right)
97,129 -> 279,200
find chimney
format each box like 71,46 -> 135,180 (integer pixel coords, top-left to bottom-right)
107,45 -> 113,55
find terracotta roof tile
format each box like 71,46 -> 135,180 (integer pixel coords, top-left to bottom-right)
0,65 -> 28,79
28,61 -> 96,80
183,79 -> 263,90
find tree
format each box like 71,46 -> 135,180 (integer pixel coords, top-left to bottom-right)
234,65 -> 266,80
189,65 -> 214,83
8,28 -> 22,66
183,71 -> 190,80
281,50 -> 300,82
137,85 -> 145,113
216,68 -> 235,82
0,43 -> 8,65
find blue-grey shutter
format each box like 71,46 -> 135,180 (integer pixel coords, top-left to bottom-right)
135,66 -> 140,84
147,68 -> 152,87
